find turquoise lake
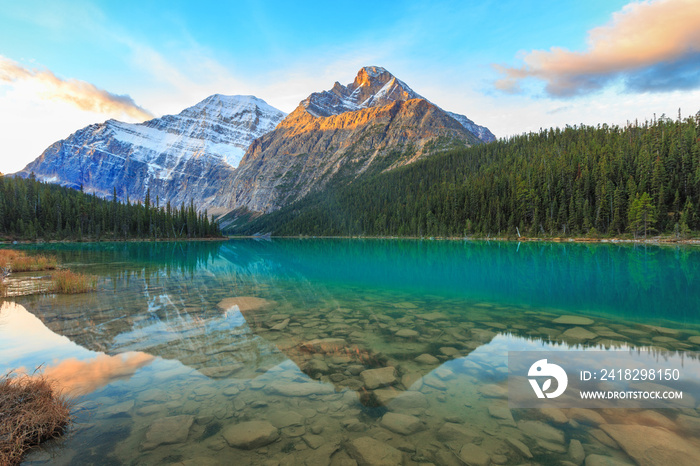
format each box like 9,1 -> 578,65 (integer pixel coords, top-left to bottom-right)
2,239 -> 700,465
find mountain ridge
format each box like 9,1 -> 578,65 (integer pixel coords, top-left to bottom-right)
300,66 -> 495,142
15,94 -> 286,207
15,66 -> 495,218
214,66 -> 494,214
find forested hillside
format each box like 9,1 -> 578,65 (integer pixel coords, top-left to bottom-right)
0,175 -> 221,241
229,114 -> 700,238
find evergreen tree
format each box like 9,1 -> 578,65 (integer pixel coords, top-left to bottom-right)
628,192 -> 657,239
228,115 -> 700,239
0,175 -> 222,241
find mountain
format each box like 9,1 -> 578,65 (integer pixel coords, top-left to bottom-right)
230,116 -> 700,238
215,66 -> 495,215
302,66 -> 494,143
15,95 -> 286,208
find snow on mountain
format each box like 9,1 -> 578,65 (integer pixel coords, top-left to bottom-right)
112,94 -> 286,169
301,66 -> 495,142
16,94 -> 286,207
301,66 -> 420,117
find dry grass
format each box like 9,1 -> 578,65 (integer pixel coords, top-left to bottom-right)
49,270 -> 97,294
0,373 -> 72,465
0,279 -> 6,298
0,250 -> 57,273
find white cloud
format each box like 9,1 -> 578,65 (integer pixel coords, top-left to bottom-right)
0,55 -> 153,119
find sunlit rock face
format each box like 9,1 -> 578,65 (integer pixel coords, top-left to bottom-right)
15,95 -> 286,209
215,66 -> 495,214
300,66 -> 494,143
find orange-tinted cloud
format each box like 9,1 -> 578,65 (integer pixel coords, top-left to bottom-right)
494,0 -> 700,96
0,55 -> 154,120
42,352 -> 155,396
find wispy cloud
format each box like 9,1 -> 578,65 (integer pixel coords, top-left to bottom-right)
494,0 -> 700,96
0,55 -> 153,120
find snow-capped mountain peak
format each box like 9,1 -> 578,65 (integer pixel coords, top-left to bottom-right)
301,66 -> 420,118
15,94 -> 286,207
124,94 -> 286,168
299,66 -> 495,142
179,94 -> 283,125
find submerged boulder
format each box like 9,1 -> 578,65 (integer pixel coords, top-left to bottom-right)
222,420 -> 279,449
141,415 -> 194,451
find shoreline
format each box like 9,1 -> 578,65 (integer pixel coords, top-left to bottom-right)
0,236 -> 228,245
3,234 -> 699,247
229,234 -> 700,246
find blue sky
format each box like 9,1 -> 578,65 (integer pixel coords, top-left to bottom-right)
1,0 -> 699,173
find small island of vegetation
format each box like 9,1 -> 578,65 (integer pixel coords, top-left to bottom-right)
0,249 -> 96,297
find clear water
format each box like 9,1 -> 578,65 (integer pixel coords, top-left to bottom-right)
2,239 -> 700,465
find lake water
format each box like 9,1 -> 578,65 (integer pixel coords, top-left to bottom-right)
2,239 -> 700,465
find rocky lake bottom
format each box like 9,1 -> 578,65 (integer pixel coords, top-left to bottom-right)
1,239 -> 700,465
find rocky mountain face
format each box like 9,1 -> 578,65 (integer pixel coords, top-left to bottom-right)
16,67 -> 495,217
215,66 -> 495,214
15,95 -> 286,208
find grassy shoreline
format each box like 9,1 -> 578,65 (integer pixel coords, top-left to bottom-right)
0,250 -> 97,297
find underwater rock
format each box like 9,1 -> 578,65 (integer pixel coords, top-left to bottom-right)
372,388 -> 399,406
380,412 -> 423,435
561,327 -> 598,342
439,347 -> 459,356
568,408 -> 606,426
601,424 -> 700,466
360,367 -> 396,389
222,420 -> 279,449
199,364 -> 244,379
217,296 -> 273,312
687,336 -> 700,345
436,422 -> 482,444
345,437 -> 403,465
505,437 -> 533,459
590,428 -> 619,449
584,454 -> 634,466
388,390 -> 428,410
478,384 -> 507,399
102,399 -> 134,417
518,420 -> 565,444
301,338 -> 347,353
569,439 -> 586,465
303,434 -> 326,450
539,407 -> 568,424
458,444 -> 490,466
267,382 -> 335,397
139,388 -> 169,402
268,411 -> 305,428
488,403 -> 515,426
415,353 -> 440,365
553,316 -> 595,326
270,319 -> 290,331
676,414 -> 700,435
423,376 -> 447,390
141,415 -> 194,451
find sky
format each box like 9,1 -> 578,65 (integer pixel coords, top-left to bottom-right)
1,0 -> 700,174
